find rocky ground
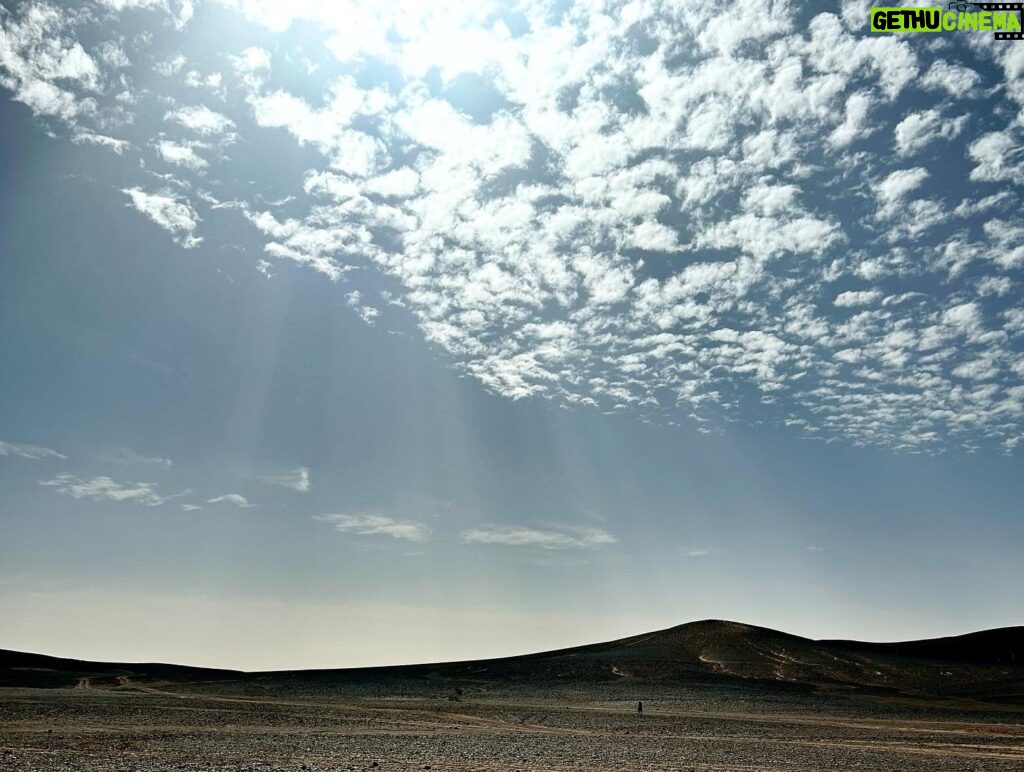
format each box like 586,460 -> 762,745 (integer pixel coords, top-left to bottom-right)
2,681 -> 1024,771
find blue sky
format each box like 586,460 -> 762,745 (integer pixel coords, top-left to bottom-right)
1,0 -> 1023,669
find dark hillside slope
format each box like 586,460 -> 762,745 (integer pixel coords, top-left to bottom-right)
4,620 -> 1023,699
0,649 -> 240,688
826,626 -> 1024,665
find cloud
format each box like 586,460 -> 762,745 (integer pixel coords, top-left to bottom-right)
3,0 -> 1024,455
346,290 -> 380,324
0,4 -> 99,120
122,188 -> 201,247
96,41 -> 129,69
968,131 -> 1024,183
164,105 -> 234,135
230,46 -> 271,75
155,139 -> 207,170
834,290 -> 883,308
459,525 -> 617,550
893,109 -> 964,156
920,60 -> 980,96
247,84 -> 389,175
183,70 -> 224,95
99,0 -> 187,16
40,474 -> 173,506
0,439 -> 65,460
365,168 -> 419,197
72,131 -> 131,154
983,220 -> 1024,270
260,467 -> 310,492
101,448 -> 172,468
155,53 -> 186,76
207,494 -> 252,508
875,168 -> 929,209
829,91 -> 873,148
874,167 -> 933,228
315,514 -> 430,542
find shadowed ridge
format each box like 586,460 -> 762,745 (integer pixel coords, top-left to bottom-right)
3,620 -> 1023,699
822,626 -> 1024,665
0,648 -> 241,688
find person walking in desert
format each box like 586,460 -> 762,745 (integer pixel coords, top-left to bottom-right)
637,700 -> 643,715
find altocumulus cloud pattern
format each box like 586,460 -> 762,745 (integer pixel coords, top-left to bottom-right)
2,0 -> 1023,453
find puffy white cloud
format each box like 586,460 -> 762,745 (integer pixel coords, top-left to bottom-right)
0,4 -> 100,120
364,168 -> 419,198
155,139 -> 207,170
969,131 -> 1024,183
230,46 -> 270,74
983,220 -> 1024,270
72,131 -> 131,154
99,0 -> 194,28
155,53 -> 186,76
164,105 -> 234,135
695,213 -> 841,260
96,42 -> 129,68
122,188 -> 201,247
835,290 -> 883,308
830,91 -> 873,148
2,0 -> 1023,455
247,82 -> 390,175
183,70 -> 224,95
874,167 -> 931,223
921,60 -> 981,96
893,109 -> 965,156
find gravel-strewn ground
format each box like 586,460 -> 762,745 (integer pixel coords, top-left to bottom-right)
2,682 -> 1023,771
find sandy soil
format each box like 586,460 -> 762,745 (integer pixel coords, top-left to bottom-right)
3,681 -> 1024,771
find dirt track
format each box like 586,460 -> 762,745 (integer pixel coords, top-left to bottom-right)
3,682 -> 1024,771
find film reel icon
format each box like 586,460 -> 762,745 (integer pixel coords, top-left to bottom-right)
970,1 -> 1024,38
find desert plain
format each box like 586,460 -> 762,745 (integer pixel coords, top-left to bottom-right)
3,620 -> 1023,771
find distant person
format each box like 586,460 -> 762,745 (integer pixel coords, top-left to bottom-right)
637,700 -> 643,715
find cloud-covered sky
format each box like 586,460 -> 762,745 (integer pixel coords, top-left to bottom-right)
1,0 -> 1023,669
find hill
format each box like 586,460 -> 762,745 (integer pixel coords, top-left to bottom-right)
4,620 -> 1023,700
0,649 -> 239,689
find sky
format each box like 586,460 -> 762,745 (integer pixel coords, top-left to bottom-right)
0,0 -> 1023,671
